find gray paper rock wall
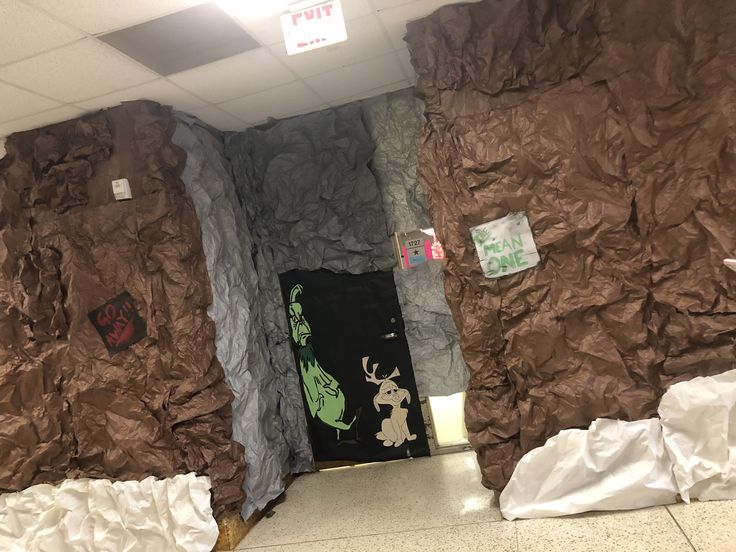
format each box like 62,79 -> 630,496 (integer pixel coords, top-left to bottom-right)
393,263 -> 469,396
362,90 -> 431,234
224,106 -> 396,479
173,115 -> 312,519
227,104 -> 394,275
363,89 -> 468,396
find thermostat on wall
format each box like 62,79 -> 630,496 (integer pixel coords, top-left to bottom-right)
112,178 -> 132,201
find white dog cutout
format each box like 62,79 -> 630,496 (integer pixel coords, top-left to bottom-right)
362,357 -> 417,447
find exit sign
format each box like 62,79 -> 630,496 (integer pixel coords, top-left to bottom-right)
281,0 -> 348,55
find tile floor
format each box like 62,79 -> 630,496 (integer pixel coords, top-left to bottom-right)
234,451 -> 736,551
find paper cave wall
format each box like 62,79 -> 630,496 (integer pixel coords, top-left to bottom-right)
0,101 -> 246,518
405,0 -> 736,491
4,0 -> 736,531
5,0 -> 736,526
0,87 -> 469,525
182,89 -> 469,517
363,91 -> 469,397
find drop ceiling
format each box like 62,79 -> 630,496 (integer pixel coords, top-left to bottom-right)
0,0 -> 465,156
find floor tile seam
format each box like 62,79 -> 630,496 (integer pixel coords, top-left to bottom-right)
664,504 -> 698,552
236,518 -> 511,549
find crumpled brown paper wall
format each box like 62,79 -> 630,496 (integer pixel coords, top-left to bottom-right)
0,101 -> 245,517
406,0 -> 736,490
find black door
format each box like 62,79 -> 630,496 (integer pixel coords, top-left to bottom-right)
279,269 -> 429,463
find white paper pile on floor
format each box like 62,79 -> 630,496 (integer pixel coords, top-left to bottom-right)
660,369 -> 736,502
499,419 -> 679,519
0,473 -> 218,552
500,369 -> 736,520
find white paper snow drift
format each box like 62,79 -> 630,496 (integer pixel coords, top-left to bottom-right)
500,369 -> 736,520
0,473 -> 218,552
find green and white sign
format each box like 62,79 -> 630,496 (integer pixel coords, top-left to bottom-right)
471,212 -> 539,279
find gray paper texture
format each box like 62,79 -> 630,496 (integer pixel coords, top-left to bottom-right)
224,106 -> 393,491
363,90 -> 468,396
174,114 -> 312,519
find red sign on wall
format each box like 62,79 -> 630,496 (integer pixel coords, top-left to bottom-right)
88,291 -> 147,356
281,0 -> 348,55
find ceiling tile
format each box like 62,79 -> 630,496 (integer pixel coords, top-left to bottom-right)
0,82 -> 61,124
236,16 -> 285,47
0,105 -> 86,137
341,0 -> 373,20
0,0 -> 83,65
186,105 -> 247,131
219,81 -> 324,125
99,3 -> 260,76
378,0 -> 466,49
220,1 -> 290,46
168,48 -> 296,104
272,14 -> 393,78
76,79 -> 206,112
25,0 -> 207,35
395,46 -> 416,81
304,52 -> 405,103
371,0 -> 413,10
329,79 -> 411,107
1,39 -> 158,103
280,102 -> 331,122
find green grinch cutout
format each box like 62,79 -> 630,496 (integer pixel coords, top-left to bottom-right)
288,284 -> 356,438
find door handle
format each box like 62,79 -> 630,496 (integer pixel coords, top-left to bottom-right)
380,332 -> 398,340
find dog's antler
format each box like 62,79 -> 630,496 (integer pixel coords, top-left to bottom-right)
362,357 -> 401,384
362,356 -> 382,385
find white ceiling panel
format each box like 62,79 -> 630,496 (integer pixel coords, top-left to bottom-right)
0,82 -> 61,123
329,79 -> 410,106
76,79 -> 207,113
395,45 -> 416,82
340,0 -> 373,20
272,14 -> 394,78
219,1 -> 291,47
0,0 -> 83,65
304,52 -> 405,103
0,0 -> 464,134
219,81 -> 325,125
168,48 -> 296,104
25,0 -> 207,35
281,102 -> 332,121
1,39 -> 158,103
0,105 -> 85,137
371,0 -> 414,10
233,15 -> 284,48
185,104 -> 247,130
